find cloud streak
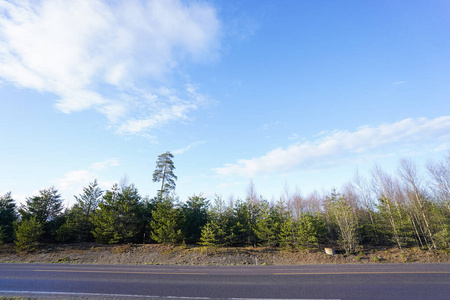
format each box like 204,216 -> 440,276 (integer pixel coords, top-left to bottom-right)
53,158 -> 120,189
0,0 -> 220,134
215,116 -> 450,177
173,140 -> 206,155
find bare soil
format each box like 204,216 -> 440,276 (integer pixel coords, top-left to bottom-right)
1,243 -> 450,265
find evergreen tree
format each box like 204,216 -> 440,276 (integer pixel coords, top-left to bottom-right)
376,196 -> 414,248
181,194 -> 209,244
137,197 -> 157,244
19,187 -> 63,223
0,226 -> 5,244
228,199 -> 259,246
58,180 -> 103,242
153,151 -> 177,199
296,213 -> 328,249
199,195 -> 231,246
279,214 -> 297,248
198,222 -> 218,247
91,183 -> 141,244
19,187 -> 64,242
14,217 -> 44,252
255,200 -> 282,247
327,192 -> 359,253
150,197 -> 183,244
0,192 -> 17,243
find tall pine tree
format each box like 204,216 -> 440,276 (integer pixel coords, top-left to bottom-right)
153,152 -> 177,199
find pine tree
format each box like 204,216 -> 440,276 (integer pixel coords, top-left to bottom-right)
153,151 -> 177,199
14,217 -> 44,252
91,183 -> 141,244
376,196 -> 414,248
296,213 -> 328,250
202,195 -> 231,246
181,194 -> 209,244
0,226 -> 5,244
228,199 -> 259,246
58,180 -> 103,242
19,187 -> 63,223
255,200 -> 281,247
0,192 -> 17,243
150,197 -> 183,244
279,215 -> 297,249
199,222 -> 218,247
19,187 -> 64,242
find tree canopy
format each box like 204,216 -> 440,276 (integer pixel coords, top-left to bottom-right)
152,151 -> 177,198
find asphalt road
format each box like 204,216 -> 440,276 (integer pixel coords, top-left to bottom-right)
0,263 -> 449,299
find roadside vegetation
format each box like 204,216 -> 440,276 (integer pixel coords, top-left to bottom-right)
1,152 -> 450,256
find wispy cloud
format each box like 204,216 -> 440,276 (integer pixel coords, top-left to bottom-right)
91,158 -> 120,171
173,140 -> 206,155
215,116 -> 450,177
288,133 -> 299,141
261,121 -> 279,131
53,170 -> 96,190
393,81 -> 406,85
116,84 -> 210,135
0,0 -> 220,134
53,158 -> 120,191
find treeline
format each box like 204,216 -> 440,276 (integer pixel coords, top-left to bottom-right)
1,155 -> 450,253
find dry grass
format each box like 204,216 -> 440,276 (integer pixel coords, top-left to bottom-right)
0,243 -> 449,265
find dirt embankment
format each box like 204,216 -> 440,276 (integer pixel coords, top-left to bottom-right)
1,243 -> 449,265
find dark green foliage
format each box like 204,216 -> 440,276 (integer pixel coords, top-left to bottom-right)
434,224 -> 450,249
0,192 -> 17,243
0,226 -> 5,244
14,217 -> 44,252
91,183 -> 141,244
427,202 -> 450,249
153,151 -> 177,199
150,197 -> 183,244
19,187 -> 64,242
279,215 -> 297,248
376,196 -> 415,248
4,155 -> 450,253
357,209 -> 385,246
181,194 -> 209,244
255,200 -> 282,247
137,197 -> 157,244
296,213 -> 328,249
228,199 -> 259,246
19,187 -> 63,223
57,180 -> 103,243
199,196 -> 231,247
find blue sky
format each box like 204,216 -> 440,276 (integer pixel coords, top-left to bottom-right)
1,0 -> 450,205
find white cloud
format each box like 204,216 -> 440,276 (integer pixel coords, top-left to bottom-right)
53,158 -> 120,190
288,133 -> 299,141
262,121 -> 279,131
0,0 -> 220,133
215,116 -> 450,177
91,158 -> 120,171
53,169 -> 96,190
393,81 -> 406,85
173,141 -> 206,155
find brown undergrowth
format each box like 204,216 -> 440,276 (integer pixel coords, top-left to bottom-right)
0,243 -> 449,265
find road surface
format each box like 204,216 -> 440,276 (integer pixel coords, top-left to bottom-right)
0,263 -> 449,299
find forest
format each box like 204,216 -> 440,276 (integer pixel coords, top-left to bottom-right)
1,151 -> 449,254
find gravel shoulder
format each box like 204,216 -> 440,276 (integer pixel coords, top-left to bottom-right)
1,243 -> 449,265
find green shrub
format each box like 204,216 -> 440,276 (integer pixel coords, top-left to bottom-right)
14,217 -> 44,252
